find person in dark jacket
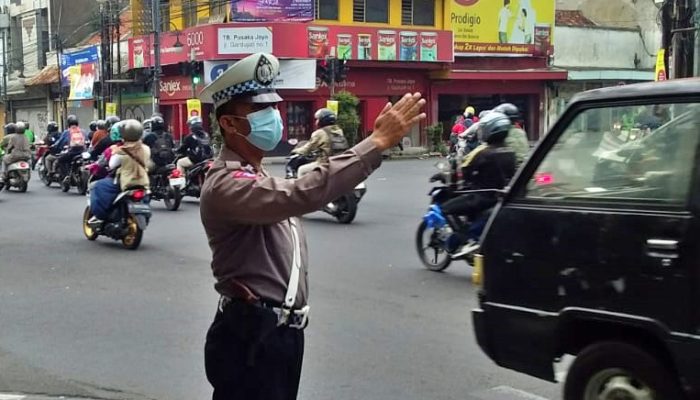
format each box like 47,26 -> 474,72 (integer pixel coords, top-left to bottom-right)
176,116 -> 212,175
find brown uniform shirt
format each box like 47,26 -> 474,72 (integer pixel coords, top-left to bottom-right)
200,138 -> 382,307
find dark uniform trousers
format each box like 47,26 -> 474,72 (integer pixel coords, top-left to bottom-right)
205,301 -> 305,400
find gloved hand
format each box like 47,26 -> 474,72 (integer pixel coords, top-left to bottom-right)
423,204 -> 447,228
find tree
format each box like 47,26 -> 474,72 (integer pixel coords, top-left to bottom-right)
333,91 -> 360,146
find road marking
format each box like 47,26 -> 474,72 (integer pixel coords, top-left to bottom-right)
471,386 -> 550,400
0,395 -> 25,400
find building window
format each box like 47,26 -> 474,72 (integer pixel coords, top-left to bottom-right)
353,0 -> 389,23
315,0 -> 338,20
182,0 -> 198,28
286,102 -> 313,142
402,0 -> 434,26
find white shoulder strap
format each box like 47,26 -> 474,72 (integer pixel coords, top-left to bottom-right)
284,218 -> 302,308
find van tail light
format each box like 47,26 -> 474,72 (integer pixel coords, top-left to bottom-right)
472,254 -> 484,287
131,189 -> 146,201
169,169 -> 182,178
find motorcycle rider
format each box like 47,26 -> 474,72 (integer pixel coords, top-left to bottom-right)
493,103 -> 530,167
431,112 -> 516,253
0,122 -> 31,181
176,115 -> 212,176
52,115 -> 87,183
88,120 -> 98,143
91,120 -> 109,148
91,116 -> 121,160
21,121 -> 35,146
44,121 -> 62,174
288,108 -> 348,177
142,114 -> 176,172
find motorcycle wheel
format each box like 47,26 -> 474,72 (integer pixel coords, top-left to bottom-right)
17,180 -> 27,193
415,221 -> 452,272
77,176 -> 87,195
122,215 -> 143,250
333,194 -> 358,224
163,186 -> 182,211
61,178 -> 70,192
39,167 -> 51,186
82,206 -> 98,241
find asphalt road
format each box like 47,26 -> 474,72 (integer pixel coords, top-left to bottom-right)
0,159 -> 560,400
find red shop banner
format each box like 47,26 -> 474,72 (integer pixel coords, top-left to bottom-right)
284,69 -> 429,98
158,76 -> 200,101
129,23 -> 453,69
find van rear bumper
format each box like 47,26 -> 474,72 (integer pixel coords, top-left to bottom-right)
472,302 -> 558,382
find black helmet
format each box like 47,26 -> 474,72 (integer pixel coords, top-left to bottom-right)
142,118 -> 152,131
314,108 -> 337,128
4,123 -> 16,135
96,119 -> 107,130
493,103 -> 521,122
24,121 -> 29,129
67,114 -> 79,127
119,119 -> 143,142
89,120 -> 97,132
47,121 -> 59,133
151,115 -> 165,131
105,115 -> 120,129
187,115 -> 203,131
478,111 -> 512,144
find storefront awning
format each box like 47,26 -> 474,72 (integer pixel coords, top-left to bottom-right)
432,68 -> 568,81
25,64 -> 60,86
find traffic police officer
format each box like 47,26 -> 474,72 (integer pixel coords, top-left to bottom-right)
198,52 -> 426,400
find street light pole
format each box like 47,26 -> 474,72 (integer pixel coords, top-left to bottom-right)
151,0 -> 161,115
2,29 -> 8,122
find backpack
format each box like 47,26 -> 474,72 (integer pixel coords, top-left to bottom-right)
69,126 -> 85,147
190,134 -> 213,163
153,132 -> 175,165
329,133 -> 349,154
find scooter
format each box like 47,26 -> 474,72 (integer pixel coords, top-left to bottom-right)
82,187 -> 152,250
285,150 -> 367,224
61,152 -> 90,195
0,159 -> 31,192
149,163 -> 184,211
179,157 -> 213,199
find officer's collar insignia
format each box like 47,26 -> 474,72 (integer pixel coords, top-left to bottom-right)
254,55 -> 275,86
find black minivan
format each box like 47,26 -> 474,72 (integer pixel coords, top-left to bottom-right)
473,79 -> 700,400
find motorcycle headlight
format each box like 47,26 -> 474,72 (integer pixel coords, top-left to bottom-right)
81,152 -> 91,160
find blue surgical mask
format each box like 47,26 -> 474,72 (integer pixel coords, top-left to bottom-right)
235,107 -> 284,151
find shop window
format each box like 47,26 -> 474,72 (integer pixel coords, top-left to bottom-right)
353,0 -> 389,23
315,0 -> 339,20
286,102 -> 313,142
401,0 -> 435,26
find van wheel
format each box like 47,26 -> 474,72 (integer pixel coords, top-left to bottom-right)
564,341 -> 685,400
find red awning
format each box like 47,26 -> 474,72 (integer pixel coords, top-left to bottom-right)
437,69 -> 568,81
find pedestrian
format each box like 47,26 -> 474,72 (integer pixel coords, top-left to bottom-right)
198,52 -> 426,400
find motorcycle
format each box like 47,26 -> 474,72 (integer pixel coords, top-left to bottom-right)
61,151 -> 90,195
37,149 -> 62,187
0,159 -> 31,192
415,159 -> 480,272
82,187 -> 152,250
180,157 -> 213,199
285,150 -> 367,224
148,163 -> 184,211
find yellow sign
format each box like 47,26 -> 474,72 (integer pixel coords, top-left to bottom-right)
446,0 -> 555,55
326,100 -> 339,115
186,99 -> 202,118
105,102 -> 117,117
655,49 -> 667,81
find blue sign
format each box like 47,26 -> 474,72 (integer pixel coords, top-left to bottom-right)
60,46 -> 99,87
209,63 -> 229,83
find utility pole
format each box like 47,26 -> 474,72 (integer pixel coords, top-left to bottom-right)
151,0 -> 161,115
329,57 -> 336,97
54,34 -> 67,128
694,0 -> 700,76
2,29 -> 7,123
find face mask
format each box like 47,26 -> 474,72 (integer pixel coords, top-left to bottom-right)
234,107 -> 283,151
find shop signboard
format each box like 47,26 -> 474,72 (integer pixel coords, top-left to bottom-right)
203,59 -> 317,88
229,0 -> 313,22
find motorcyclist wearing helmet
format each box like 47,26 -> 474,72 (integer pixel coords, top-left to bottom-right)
43,121 -> 62,174
91,120 -> 109,148
21,121 -> 35,145
0,122 -> 31,179
90,116 -> 121,160
439,112 -> 516,245
52,115 -> 87,182
493,103 -> 530,167
290,108 -> 348,177
142,114 -> 176,172
176,115 -> 213,175
88,120 -> 98,142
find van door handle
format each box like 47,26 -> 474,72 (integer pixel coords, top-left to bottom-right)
646,239 -> 679,251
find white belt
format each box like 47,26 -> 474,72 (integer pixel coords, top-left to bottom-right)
279,218 -> 310,327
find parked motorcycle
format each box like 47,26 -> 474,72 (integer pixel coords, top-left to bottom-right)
82,187 -> 152,250
415,159 -> 479,272
180,158 -> 213,199
61,152 -> 90,195
0,159 -> 31,192
285,151 -> 367,224
149,164 -> 184,211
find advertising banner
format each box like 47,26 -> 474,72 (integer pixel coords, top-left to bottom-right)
655,49 -> 666,81
447,0 -> 554,56
187,99 -> 202,118
105,102 -> 117,116
230,0 -> 313,22
66,63 -> 97,100
326,100 -> 339,115
60,46 -> 99,87
204,59 -> 317,88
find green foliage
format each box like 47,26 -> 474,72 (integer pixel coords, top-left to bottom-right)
426,123 -> 447,154
333,90 -> 360,146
